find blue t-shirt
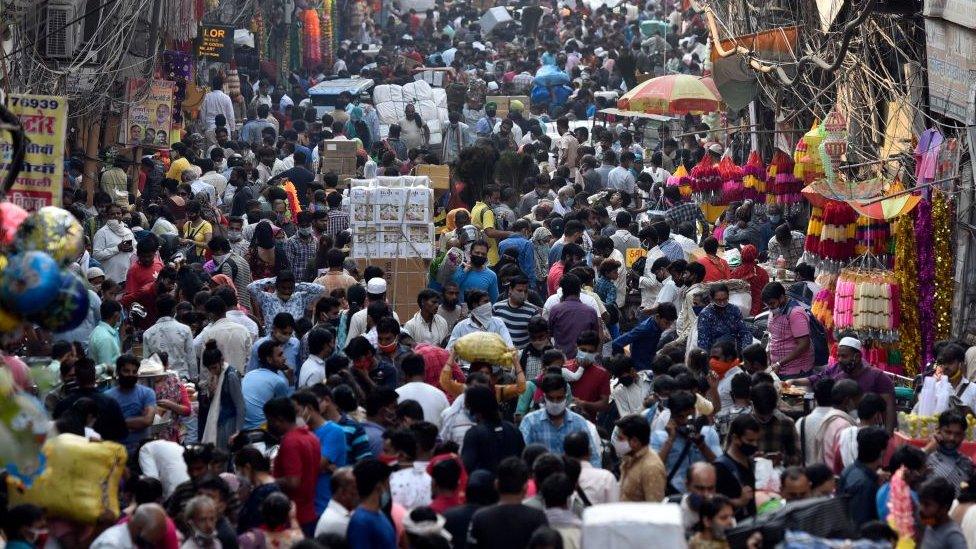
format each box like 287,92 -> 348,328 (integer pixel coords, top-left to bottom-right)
104,384 -> 156,450
314,421 -> 349,514
453,266 -> 498,303
241,368 -> 292,429
247,336 -> 301,374
347,507 -> 396,549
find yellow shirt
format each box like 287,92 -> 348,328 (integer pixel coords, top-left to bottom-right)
470,201 -> 499,265
166,157 -> 191,181
183,220 -> 213,256
619,446 -> 666,503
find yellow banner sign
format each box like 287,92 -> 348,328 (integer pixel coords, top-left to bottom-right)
625,247 -> 647,268
2,94 -> 67,211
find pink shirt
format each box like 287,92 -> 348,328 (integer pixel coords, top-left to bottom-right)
767,306 -> 814,376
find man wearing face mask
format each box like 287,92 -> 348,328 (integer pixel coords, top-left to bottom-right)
282,212 -> 317,282
696,283 -> 754,354
224,216 -> 250,256
762,282 -> 814,380
347,458 -> 397,548
263,396 -> 321,536
789,337 -> 896,433
520,374 -> 602,467
925,410 -> 975,496
447,289 -> 513,351
247,269 -> 325,334
208,236 -> 253,311
105,355 -> 157,454
93,203 -> 136,284
715,414 -> 761,519
452,240 -> 499,303
493,276 -> 539,349
612,413 -> 666,502
89,299 -> 124,367
767,222 -> 806,270
667,462 -> 717,536
470,187 -> 513,267
613,303 -> 678,371
650,390 -> 721,495
518,177 -> 557,217
564,331 -> 610,422
297,328 -> 336,388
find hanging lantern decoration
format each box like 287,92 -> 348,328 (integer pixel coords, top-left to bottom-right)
742,151 -> 766,202
794,120 -> 826,185
819,108 -> 848,184
690,155 -> 721,203
769,149 -> 802,209
717,156 -> 743,204
667,164 -> 693,199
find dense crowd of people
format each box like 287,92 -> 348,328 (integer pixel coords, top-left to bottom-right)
5,0 -> 976,548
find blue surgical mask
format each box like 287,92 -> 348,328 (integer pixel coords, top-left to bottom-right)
380,489 -> 391,508
577,351 -> 597,364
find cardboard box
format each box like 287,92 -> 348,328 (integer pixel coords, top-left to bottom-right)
486,95 -> 530,118
480,6 -> 513,35
319,139 -> 358,177
414,164 -> 450,190
321,139 -> 358,157
354,257 -> 430,322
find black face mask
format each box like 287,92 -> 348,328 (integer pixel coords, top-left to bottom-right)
470,255 -> 487,268
118,375 -> 138,389
739,442 -> 759,457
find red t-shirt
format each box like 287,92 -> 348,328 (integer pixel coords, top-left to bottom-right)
566,360 -> 611,416
273,426 -> 322,525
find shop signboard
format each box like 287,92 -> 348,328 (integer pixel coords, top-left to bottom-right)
0,94 -> 67,210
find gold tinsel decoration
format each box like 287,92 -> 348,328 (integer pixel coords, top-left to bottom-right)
933,190 -> 955,341
894,213 -> 921,377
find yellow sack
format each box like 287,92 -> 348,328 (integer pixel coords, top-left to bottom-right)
454,332 -> 517,366
7,433 -> 127,523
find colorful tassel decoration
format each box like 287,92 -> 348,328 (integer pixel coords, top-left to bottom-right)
690,154 -> 721,203
717,156 -> 743,204
302,9 -> 322,67
742,151 -> 766,202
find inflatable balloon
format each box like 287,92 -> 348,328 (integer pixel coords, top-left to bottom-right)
0,201 -> 29,245
14,207 -> 85,265
27,271 -> 90,332
0,252 -> 62,315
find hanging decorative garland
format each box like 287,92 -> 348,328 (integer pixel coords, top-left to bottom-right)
742,151 -> 766,202
690,154 -> 721,203
915,199 -> 935,365
894,213 -> 921,377
718,156 -> 743,204
667,164 -> 693,199
769,149 -> 802,210
932,190 -> 955,342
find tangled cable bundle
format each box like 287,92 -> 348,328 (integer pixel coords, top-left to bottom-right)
768,149 -> 802,208
667,164 -> 693,199
690,155 -> 722,203
815,201 -> 858,264
833,269 -> 899,340
854,216 -> 892,258
718,156 -> 744,204
742,151 -> 767,202
794,121 -> 826,185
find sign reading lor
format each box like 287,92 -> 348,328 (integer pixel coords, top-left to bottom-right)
195,25 -> 234,62
0,94 -> 67,211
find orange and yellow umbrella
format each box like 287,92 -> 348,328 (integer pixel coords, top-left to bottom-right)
617,74 -> 721,115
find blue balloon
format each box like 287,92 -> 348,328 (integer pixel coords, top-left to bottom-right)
0,252 -> 62,315
28,271 -> 90,332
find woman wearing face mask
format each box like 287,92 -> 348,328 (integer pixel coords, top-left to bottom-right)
237,492 -> 304,549
182,201 -> 213,260
199,341 -> 244,451
147,352 -> 192,443
531,226 -> 554,296
688,495 -> 736,549
246,220 -> 291,280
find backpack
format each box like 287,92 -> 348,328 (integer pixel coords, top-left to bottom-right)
789,301 -> 829,368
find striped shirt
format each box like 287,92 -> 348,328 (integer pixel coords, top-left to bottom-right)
492,299 -> 540,348
338,414 -> 373,464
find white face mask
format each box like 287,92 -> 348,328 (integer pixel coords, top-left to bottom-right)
612,436 -> 632,457
472,303 -> 492,325
106,219 -> 123,231
227,229 -> 243,242
544,397 -> 567,417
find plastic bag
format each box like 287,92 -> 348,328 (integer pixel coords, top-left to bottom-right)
754,456 -> 781,493
7,433 -> 127,523
453,332 -> 517,366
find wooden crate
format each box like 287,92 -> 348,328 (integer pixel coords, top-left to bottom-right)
414,164 -> 450,190
354,257 -> 430,322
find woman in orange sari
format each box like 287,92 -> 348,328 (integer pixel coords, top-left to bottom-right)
729,244 -> 769,316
